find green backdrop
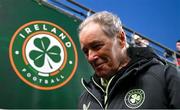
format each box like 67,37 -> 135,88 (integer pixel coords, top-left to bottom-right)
0,0 -> 93,108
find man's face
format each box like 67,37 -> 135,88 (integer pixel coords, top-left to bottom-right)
79,23 -> 125,79
176,42 -> 180,51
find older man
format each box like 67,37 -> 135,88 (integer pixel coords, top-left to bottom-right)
78,11 -> 180,109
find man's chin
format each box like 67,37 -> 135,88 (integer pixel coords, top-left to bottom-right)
96,71 -> 108,78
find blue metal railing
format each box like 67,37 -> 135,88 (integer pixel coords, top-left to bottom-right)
35,0 -> 180,68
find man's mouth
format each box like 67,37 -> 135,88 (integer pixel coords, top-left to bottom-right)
94,63 -> 104,70
91,59 -> 107,71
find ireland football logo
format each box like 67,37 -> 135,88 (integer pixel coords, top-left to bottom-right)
9,21 -> 78,90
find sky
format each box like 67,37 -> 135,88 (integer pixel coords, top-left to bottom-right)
72,0 -> 180,51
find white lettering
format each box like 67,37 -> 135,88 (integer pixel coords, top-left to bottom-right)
34,24 -> 40,31
22,68 -> 26,72
60,75 -> 64,79
39,79 -> 42,83
44,79 -> 48,84
27,73 -> 31,77
25,27 -> 32,34
51,27 -> 56,34
65,42 -> 71,48
33,76 -> 37,81
43,24 -> 47,30
24,70 -> 66,84
59,33 -> 66,40
51,79 -> 55,83
56,77 -> 60,82
19,33 -> 25,38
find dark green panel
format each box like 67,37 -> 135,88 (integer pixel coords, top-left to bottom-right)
0,0 -> 93,108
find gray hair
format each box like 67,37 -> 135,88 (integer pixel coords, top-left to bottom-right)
79,11 -> 123,37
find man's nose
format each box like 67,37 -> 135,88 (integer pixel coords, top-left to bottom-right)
87,50 -> 98,62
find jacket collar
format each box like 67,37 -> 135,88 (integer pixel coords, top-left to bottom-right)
127,47 -> 160,62
91,46 -> 163,95
92,47 -> 162,83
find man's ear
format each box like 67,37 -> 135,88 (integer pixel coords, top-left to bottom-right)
117,31 -> 126,48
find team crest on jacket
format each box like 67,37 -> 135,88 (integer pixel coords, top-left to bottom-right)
9,21 -> 78,90
124,89 -> 145,108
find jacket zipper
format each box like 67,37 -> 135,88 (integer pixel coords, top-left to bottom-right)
92,77 -> 105,93
81,78 -> 104,109
92,76 -> 115,109
104,76 -> 115,109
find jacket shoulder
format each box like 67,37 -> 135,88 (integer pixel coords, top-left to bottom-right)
144,62 -> 169,86
146,63 -> 180,108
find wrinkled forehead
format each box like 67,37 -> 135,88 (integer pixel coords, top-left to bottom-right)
79,23 -> 104,39
79,22 -> 100,33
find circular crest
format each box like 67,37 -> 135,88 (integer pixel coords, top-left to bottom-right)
9,21 -> 78,90
124,89 -> 145,108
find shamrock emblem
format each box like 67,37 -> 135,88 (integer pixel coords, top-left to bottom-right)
29,37 -> 61,69
130,94 -> 140,104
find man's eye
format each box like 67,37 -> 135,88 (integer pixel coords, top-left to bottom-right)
92,44 -> 102,50
83,49 -> 88,55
